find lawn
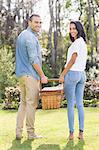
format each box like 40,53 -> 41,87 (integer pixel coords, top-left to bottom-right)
0,107 -> 99,150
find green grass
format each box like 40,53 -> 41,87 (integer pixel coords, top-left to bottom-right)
0,107 -> 99,150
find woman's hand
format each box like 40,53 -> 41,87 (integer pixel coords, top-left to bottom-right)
59,74 -> 64,83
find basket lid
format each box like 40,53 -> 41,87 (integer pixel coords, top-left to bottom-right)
40,85 -> 63,92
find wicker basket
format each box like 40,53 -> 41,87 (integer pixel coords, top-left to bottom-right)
40,85 -> 64,110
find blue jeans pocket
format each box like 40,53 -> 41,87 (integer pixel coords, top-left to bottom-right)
67,71 -> 79,82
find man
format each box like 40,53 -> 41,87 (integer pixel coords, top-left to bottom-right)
16,14 -> 48,140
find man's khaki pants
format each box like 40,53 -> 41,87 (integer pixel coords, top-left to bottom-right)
16,75 -> 40,137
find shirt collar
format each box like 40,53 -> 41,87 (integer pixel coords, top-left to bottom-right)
27,27 -> 37,36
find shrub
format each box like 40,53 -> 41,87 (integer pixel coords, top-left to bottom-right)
84,81 -> 99,100
60,99 -> 67,108
2,80 -> 99,109
0,46 -> 17,98
3,86 -> 20,109
3,86 -> 42,109
86,55 -> 99,81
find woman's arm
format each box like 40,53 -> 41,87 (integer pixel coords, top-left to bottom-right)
59,52 -> 77,83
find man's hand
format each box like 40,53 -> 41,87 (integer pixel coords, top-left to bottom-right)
41,75 -> 48,84
59,74 -> 64,83
33,64 -> 48,84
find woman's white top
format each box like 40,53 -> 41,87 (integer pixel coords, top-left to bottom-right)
65,37 -> 87,71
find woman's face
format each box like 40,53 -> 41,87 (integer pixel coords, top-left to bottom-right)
70,23 -> 78,40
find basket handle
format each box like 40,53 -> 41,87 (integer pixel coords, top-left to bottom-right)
48,78 -> 59,82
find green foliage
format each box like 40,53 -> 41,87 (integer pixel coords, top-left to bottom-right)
61,99 -> 67,108
0,45 -> 17,98
0,99 -> 3,103
43,34 -> 68,78
84,80 -> 99,100
40,31 -> 48,48
86,55 -> 99,81
3,87 -> 20,109
61,99 -> 99,108
65,0 -> 72,8
2,86 -> 42,110
83,99 -> 99,107
2,79 -> 98,109
42,61 -> 52,78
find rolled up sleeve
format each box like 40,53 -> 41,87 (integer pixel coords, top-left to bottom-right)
26,36 -> 40,65
71,39 -> 80,55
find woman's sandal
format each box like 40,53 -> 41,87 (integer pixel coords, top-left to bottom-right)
69,132 -> 74,140
78,131 -> 84,140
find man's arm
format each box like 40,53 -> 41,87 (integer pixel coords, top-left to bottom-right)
59,53 -> 77,83
33,64 -> 48,83
26,36 -> 48,83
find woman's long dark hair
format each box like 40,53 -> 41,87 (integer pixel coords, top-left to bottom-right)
69,21 -> 86,42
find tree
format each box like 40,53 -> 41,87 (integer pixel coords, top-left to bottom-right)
47,0 -> 65,77
75,0 -> 99,61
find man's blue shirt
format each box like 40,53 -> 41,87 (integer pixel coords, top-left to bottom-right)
16,27 -> 42,80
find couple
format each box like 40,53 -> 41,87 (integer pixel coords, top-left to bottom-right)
15,14 -> 87,140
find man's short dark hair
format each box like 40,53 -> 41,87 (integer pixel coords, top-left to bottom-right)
28,14 -> 40,21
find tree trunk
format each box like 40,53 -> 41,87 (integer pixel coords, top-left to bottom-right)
87,0 -> 94,62
91,0 -> 98,54
48,0 -> 62,77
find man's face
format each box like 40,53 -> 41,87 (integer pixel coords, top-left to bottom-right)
29,16 -> 42,33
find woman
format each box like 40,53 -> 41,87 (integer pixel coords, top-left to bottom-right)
59,21 -> 87,140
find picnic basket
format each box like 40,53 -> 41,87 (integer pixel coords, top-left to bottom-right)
40,79 -> 64,109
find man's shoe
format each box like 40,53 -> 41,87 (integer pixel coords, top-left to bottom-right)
28,134 -> 43,140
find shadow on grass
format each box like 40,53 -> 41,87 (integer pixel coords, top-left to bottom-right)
8,139 -> 32,150
63,140 -> 85,150
36,144 -> 60,150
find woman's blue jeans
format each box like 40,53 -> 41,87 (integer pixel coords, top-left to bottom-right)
64,70 -> 86,133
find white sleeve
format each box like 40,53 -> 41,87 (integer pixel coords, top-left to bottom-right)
71,39 -> 80,55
